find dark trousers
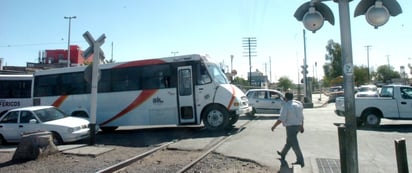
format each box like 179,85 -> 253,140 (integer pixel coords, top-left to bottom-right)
280,125 -> 304,163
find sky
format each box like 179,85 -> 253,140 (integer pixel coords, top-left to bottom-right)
1,0 -> 411,83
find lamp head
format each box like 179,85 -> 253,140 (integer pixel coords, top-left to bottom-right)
366,1 -> 389,28
355,0 -> 402,29
294,1 -> 334,33
303,7 -> 324,33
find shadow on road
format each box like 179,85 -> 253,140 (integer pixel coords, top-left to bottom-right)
239,115 -> 279,121
277,159 -> 293,173
358,124 -> 412,133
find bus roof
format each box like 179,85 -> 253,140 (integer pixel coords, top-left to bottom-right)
0,74 -> 33,80
34,54 -> 214,76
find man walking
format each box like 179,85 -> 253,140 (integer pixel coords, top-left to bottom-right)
271,92 -> 304,167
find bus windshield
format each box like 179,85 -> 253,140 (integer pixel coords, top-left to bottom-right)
205,63 -> 229,84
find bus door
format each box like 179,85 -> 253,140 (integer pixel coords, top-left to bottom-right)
177,66 -> 196,124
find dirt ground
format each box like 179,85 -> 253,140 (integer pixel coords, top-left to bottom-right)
0,145 -> 274,173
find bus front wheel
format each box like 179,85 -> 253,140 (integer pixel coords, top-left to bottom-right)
203,105 -> 229,130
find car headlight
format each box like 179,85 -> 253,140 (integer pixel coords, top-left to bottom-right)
67,126 -> 81,133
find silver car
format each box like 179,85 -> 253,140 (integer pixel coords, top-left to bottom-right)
245,89 -> 285,116
0,106 -> 90,145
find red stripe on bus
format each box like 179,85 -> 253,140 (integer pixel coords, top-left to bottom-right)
113,59 -> 166,69
100,89 -> 158,126
52,95 -> 68,107
227,85 -> 235,110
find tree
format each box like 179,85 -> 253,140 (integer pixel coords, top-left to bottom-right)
323,39 -> 343,87
232,76 -> 248,86
277,76 -> 293,92
353,65 -> 369,86
375,65 -> 401,83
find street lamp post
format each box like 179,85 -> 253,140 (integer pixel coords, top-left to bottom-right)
64,16 -> 76,67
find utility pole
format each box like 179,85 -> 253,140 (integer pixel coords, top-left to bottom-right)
365,45 -> 372,82
242,37 -> 257,86
230,55 -> 234,73
269,56 -> 272,83
171,51 -> 179,56
64,16 -> 76,67
111,42 -> 114,61
264,63 -> 267,77
387,55 -> 390,68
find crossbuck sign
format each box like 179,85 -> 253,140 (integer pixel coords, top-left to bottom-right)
82,31 -> 106,145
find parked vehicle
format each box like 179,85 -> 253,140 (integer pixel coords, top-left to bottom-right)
327,86 -> 344,103
335,84 -> 412,127
0,106 -> 90,145
245,89 -> 285,116
355,84 -> 379,97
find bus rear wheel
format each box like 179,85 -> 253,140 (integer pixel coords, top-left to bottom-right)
203,105 -> 229,130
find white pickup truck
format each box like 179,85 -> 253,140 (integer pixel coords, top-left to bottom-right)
335,84 -> 412,127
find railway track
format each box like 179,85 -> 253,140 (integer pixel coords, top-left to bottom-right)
96,117 -> 257,173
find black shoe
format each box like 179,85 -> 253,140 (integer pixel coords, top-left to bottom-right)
277,151 -> 285,160
292,161 -> 305,168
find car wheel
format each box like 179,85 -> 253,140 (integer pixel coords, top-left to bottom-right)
247,107 -> 256,117
363,111 -> 381,127
0,134 -> 6,145
52,132 -> 63,145
203,105 -> 229,130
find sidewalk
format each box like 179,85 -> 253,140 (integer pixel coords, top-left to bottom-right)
311,93 -> 329,108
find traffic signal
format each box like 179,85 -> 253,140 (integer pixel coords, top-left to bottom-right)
301,65 -> 308,75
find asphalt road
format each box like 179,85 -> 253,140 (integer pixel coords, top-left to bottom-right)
216,103 -> 412,173
2,96 -> 412,173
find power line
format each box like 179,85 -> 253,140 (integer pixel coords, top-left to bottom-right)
0,41 -> 85,48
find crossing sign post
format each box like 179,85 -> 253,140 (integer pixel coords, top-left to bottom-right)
82,31 -> 106,145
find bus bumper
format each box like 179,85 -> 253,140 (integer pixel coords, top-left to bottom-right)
237,106 -> 252,115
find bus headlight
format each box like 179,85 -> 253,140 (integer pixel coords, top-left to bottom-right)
233,102 -> 240,107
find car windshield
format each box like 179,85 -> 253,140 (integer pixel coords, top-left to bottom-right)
34,108 -> 67,122
205,63 -> 229,84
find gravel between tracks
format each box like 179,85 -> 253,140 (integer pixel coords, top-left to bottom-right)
0,145 -> 274,173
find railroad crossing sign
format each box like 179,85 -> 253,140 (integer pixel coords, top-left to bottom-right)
82,31 -> 106,61
82,31 -> 105,83
82,31 -> 106,146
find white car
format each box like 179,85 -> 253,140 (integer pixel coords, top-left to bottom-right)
245,89 -> 285,116
0,106 -> 90,145
355,85 -> 379,97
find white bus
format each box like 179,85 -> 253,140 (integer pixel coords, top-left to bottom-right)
0,74 -> 33,115
32,54 -> 251,131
